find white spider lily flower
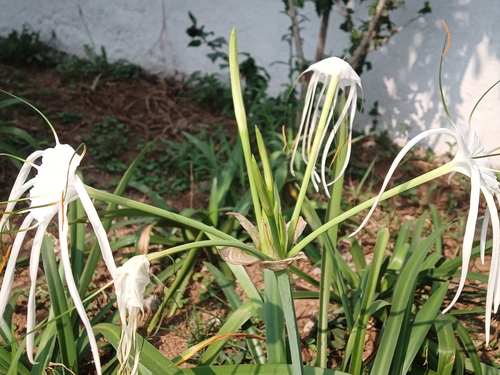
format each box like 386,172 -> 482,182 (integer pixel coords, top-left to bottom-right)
115,255 -> 150,375
290,57 -> 362,195
0,142 -> 117,374
351,123 -> 500,342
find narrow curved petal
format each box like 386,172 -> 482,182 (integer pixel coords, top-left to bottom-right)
320,83 -> 356,195
26,218 -> 51,364
480,209 -> 490,264
115,255 -> 150,375
57,201 -> 102,375
9,150 -> 44,201
0,179 -> 36,232
0,214 -> 33,319
290,78 -> 316,177
351,128 -> 453,237
74,177 -> 116,278
484,190 -> 500,344
442,168 -> 481,314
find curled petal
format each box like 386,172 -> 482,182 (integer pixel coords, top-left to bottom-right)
351,128 -> 454,237
115,255 -> 150,375
227,212 -> 261,250
218,247 -> 260,266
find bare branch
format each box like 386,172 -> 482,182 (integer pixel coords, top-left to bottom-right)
315,9 -> 331,62
347,0 -> 387,70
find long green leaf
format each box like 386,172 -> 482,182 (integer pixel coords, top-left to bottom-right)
264,269 -> 286,364
277,271 -> 304,375
448,315 -> 483,375
401,281 -> 450,374
201,301 -> 256,365
203,262 -> 265,364
182,364 -> 348,375
370,227 -> 446,375
41,235 -> 78,372
347,227 -> 389,374
434,314 -> 456,375
0,346 -> 29,375
93,323 -> 185,375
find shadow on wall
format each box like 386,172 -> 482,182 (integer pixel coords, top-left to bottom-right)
358,0 -> 500,160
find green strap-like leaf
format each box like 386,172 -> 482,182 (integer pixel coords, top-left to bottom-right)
434,314 -> 456,375
401,281 -> 450,374
182,364 -> 348,375
371,227 -> 447,375
41,235 -> 78,372
93,323 -> 185,375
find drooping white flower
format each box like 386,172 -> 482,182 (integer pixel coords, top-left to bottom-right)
351,123 -> 500,342
114,255 -> 150,375
0,142 -> 117,374
290,57 -> 362,195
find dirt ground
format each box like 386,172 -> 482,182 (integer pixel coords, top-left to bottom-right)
1,63 -> 499,371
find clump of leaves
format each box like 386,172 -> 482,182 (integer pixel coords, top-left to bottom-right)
0,25 -> 61,66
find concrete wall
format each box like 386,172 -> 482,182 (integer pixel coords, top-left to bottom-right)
1,0 -> 499,165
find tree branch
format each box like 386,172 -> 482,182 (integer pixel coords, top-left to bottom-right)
315,8 -> 331,62
348,0 -> 387,70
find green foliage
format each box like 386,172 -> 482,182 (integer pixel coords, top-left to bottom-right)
84,117 -> 132,174
0,25 -> 140,81
57,110 -> 83,124
0,25 -> 60,66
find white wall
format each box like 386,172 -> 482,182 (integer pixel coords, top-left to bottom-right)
1,0 -> 499,165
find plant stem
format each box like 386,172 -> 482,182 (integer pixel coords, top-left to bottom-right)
85,186 -> 241,244
316,103 -> 347,368
264,269 -> 286,364
228,29 -> 263,227
289,163 -> 452,256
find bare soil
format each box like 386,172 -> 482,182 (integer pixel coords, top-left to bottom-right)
1,62 -> 499,372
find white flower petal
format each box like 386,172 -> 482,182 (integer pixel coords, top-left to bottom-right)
58,201 -> 103,375
115,255 -> 150,375
351,128 -> 450,237
484,191 -> 500,344
29,144 -> 81,222
0,214 -> 33,320
74,177 -> 117,278
26,219 -> 50,364
442,168 -> 481,314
